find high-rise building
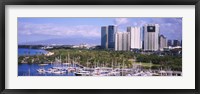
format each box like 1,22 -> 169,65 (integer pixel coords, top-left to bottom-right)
127,27 -> 141,50
167,40 -> 172,47
115,32 -> 130,51
173,40 -> 181,47
159,35 -> 167,51
101,26 -> 108,49
127,32 -> 131,51
122,32 -> 130,51
143,24 -> 160,51
115,32 -> 123,51
108,25 -> 117,49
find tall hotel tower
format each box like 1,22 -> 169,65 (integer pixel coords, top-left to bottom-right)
115,32 -> 123,51
101,25 -> 117,49
159,35 -> 167,51
115,32 -> 130,51
143,24 -> 160,51
122,32 -> 130,51
108,25 -> 117,49
101,26 -> 108,49
127,27 -> 141,50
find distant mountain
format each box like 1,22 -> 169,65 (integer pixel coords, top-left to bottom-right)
19,37 -> 101,45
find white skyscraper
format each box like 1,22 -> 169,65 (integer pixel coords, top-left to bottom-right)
115,32 -> 130,51
115,32 -> 123,51
127,27 -> 141,50
122,32 -> 129,51
159,35 -> 167,51
127,32 -> 131,51
143,24 -> 160,51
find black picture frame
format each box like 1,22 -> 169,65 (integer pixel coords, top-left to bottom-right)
0,0 -> 199,94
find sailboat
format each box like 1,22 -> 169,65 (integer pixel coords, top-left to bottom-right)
75,69 -> 90,76
37,68 -> 46,74
50,55 -> 67,74
63,53 -> 71,66
67,56 -> 76,73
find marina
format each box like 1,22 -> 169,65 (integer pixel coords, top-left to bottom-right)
18,63 -> 182,76
18,48 -> 182,76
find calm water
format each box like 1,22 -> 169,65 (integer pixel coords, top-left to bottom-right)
18,48 -> 76,76
18,48 -> 48,56
18,64 -> 76,76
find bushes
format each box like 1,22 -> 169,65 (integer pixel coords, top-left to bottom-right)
18,49 -> 182,71
136,54 -> 182,71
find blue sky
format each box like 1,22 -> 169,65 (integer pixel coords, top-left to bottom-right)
18,17 -> 182,45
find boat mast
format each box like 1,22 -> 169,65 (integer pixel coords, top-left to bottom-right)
112,59 -> 113,71
122,58 -> 124,76
94,60 -> 96,68
60,55 -> 61,63
86,58 -> 88,68
97,60 -> 99,68
150,61 -> 152,71
72,56 -> 73,67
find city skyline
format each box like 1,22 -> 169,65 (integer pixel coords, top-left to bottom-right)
104,24 -> 176,51
18,18 -> 182,45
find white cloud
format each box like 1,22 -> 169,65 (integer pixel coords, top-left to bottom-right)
131,20 -> 148,27
18,22 -> 101,38
114,18 -> 129,25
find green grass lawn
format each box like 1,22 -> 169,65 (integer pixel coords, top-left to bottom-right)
128,59 -> 160,69
134,62 -> 160,67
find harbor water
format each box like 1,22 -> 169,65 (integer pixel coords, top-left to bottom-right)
18,48 -> 48,56
18,63 -> 76,76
